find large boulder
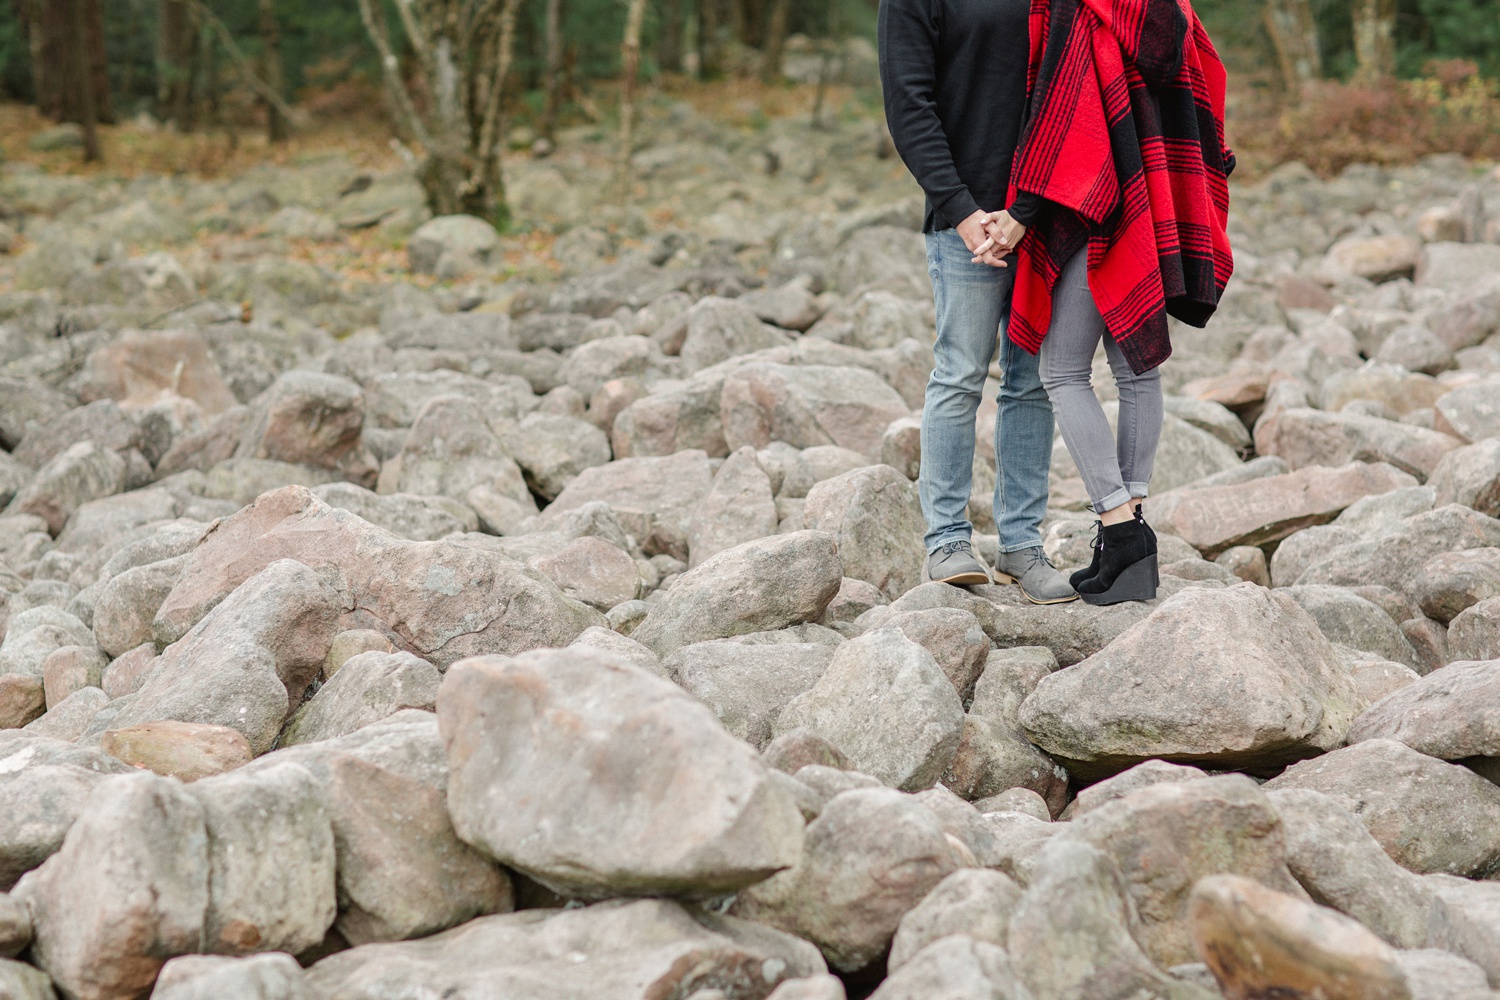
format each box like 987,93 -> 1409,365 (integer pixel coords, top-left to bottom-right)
1279,585 -> 1420,669
1050,774 -> 1307,968
1265,739 -> 1500,877
1254,408 -> 1461,482
540,449 -> 714,543
279,651 -> 440,747
869,935 -> 1030,1000
1146,462 -> 1418,558
13,772 -> 209,1000
151,487 -> 603,668
151,953 -> 312,1000
1429,439 -> 1500,518
0,735 -> 131,890
721,363 -> 911,461
320,754 -> 511,945
305,898 -> 825,999
1345,659 -> 1500,761
1008,837 -> 1217,1000
686,446 -> 779,568
1189,875 -> 1411,1000
377,394 -> 534,517
5,442 -> 127,536
1449,597 -> 1500,662
235,371 -> 377,486
776,628 -> 964,792
732,787 -> 962,972
666,639 -> 835,750
1295,505 -> 1500,595
108,559 -> 345,754
77,329 -> 237,416
187,762 -> 337,956
1019,584 -> 1359,781
631,531 -> 842,658
803,465 -> 925,600
1268,788 -> 1447,951
407,215 -> 500,277
679,297 -> 793,373
438,647 -> 805,899
887,869 -> 1021,972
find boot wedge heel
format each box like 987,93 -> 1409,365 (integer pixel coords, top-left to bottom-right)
1079,553 -> 1158,605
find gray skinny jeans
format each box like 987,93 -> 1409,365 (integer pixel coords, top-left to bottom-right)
1037,250 -> 1163,514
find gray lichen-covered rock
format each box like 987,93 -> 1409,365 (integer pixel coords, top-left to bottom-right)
279,651 -> 440,747
666,639 -> 834,750
13,772 -> 210,1000
1345,659 -> 1500,760
804,464 -> 926,600
305,898 -> 826,998
887,869 -> 1021,972
1019,584 -> 1359,781
151,953 -> 312,1000
1266,739 -> 1500,877
732,787 -> 963,972
776,627 -> 964,792
188,762 -> 336,956
632,531 -> 842,658
438,647 -> 804,899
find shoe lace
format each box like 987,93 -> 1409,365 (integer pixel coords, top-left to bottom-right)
1089,519 -> 1104,552
938,540 -> 972,556
1025,547 -> 1054,571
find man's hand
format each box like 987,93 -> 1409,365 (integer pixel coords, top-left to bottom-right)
974,210 -> 1028,260
958,209 -> 1010,268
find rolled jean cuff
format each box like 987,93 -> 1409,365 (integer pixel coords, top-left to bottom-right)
1127,482 -> 1150,499
1093,486 -> 1133,514
926,530 -> 972,554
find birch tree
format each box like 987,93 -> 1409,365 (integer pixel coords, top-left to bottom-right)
355,0 -> 525,225
1352,0 -> 1397,80
1263,0 -> 1321,97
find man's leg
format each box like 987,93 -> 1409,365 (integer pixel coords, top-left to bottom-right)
919,229 -> 1006,582
990,275 -> 1078,604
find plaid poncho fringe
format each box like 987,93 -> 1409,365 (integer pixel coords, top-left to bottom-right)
1005,0 -> 1235,374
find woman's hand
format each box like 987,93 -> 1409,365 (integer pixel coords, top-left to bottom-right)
978,210 -> 1029,256
958,210 -> 1011,268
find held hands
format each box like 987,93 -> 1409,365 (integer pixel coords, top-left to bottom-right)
969,210 -> 1029,266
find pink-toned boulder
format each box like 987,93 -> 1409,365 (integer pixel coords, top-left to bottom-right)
1147,462 -> 1418,558
76,329 -> 237,415
152,486 -> 603,669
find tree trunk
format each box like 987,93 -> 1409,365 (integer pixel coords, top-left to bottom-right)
542,0 -> 562,140
760,0 -> 790,83
699,0 -> 721,77
619,0 -> 648,192
21,0 -> 112,125
1263,0 -> 1320,97
258,0 -> 288,142
158,0 -> 200,128
68,0 -> 101,161
658,0 -> 684,73
1352,0 -> 1396,81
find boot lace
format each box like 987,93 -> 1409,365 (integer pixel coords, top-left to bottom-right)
938,540 -> 973,556
1025,547 -> 1055,572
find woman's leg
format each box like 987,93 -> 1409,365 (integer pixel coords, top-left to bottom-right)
1037,251 -> 1133,520
1101,332 -> 1163,507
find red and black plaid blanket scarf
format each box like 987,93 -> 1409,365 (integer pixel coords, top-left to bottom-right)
1005,0 -> 1235,374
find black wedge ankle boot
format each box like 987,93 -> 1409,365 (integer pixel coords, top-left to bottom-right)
1135,505 -> 1159,586
1076,515 -> 1158,605
1070,520 -> 1104,590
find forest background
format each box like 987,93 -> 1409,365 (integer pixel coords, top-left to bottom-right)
0,0 -> 1496,231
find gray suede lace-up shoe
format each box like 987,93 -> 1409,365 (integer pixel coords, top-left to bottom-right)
924,540 -> 990,586
993,546 -> 1078,605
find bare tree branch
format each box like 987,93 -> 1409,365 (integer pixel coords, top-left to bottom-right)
354,0 -> 438,151
187,0 -> 304,130
474,0 -> 522,172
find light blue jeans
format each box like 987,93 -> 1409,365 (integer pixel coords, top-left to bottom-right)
920,228 -> 1054,553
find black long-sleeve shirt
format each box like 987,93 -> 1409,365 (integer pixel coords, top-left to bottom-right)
878,0 -> 1046,233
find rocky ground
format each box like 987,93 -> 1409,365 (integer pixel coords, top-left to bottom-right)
0,99 -> 1498,1000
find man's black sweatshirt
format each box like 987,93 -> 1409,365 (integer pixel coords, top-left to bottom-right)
878,0 -> 1045,234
